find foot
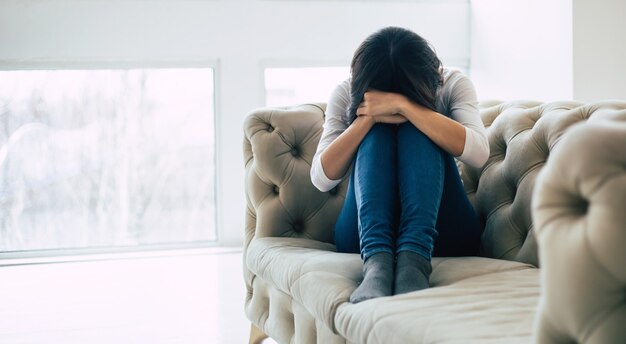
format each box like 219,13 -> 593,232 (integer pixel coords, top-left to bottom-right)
394,251 -> 432,295
350,252 -> 394,303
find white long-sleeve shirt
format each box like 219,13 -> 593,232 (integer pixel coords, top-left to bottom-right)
311,68 -> 489,192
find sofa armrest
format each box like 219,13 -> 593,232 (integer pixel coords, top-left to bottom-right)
242,104 -> 350,307
532,121 -> 626,343
243,103 -> 350,244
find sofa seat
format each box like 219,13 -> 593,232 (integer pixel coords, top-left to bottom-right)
335,269 -> 539,344
247,237 -> 538,343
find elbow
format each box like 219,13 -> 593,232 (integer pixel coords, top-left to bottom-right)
475,147 -> 490,168
310,158 -> 334,192
311,171 -> 331,192
471,139 -> 490,168
312,178 -> 333,193
460,128 -> 490,169
460,136 -> 490,169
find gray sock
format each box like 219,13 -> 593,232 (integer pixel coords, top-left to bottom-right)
350,252 -> 394,303
394,251 -> 432,295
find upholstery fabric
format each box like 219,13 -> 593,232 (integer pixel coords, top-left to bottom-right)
243,100 -> 626,343
533,120 -> 626,343
335,268 -> 540,344
247,237 -> 536,343
243,103 -> 345,243
461,101 -> 626,266
246,274 -> 347,344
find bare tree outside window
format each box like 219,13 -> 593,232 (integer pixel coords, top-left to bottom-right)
0,68 -> 216,252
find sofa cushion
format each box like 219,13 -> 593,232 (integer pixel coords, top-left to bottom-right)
335,268 -> 540,344
246,237 -> 359,334
247,237 -> 536,335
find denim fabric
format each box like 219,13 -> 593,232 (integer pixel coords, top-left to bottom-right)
334,122 -> 482,261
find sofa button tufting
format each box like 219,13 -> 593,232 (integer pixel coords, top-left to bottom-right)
290,147 -> 299,157
267,125 -> 274,132
576,198 -> 589,214
273,185 -> 279,194
293,222 -> 303,232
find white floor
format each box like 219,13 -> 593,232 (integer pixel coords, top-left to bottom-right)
0,249 -> 254,344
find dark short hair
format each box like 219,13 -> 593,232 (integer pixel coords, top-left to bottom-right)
349,27 -> 443,119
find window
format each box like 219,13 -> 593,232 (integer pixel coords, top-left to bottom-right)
263,65 -> 471,107
0,68 -> 216,252
264,66 -> 350,107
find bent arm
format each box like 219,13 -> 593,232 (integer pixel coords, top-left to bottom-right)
399,103 -> 466,157
312,79 -> 375,192
311,115 -> 374,192
320,115 -> 374,181
399,73 -> 489,168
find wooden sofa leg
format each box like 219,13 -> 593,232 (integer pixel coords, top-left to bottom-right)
249,323 -> 268,344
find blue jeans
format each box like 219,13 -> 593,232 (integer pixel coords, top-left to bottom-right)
334,122 -> 482,261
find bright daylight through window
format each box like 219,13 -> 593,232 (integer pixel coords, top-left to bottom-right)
265,66 -> 350,107
0,68 -> 216,252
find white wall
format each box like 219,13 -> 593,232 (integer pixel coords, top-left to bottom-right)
469,0 -> 573,101
0,0 -> 470,246
573,0 -> 626,101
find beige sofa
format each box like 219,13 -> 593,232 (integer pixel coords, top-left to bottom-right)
242,100 -> 626,344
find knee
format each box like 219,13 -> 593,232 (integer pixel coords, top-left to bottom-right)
398,122 -> 425,139
398,122 -> 440,151
362,123 -> 396,144
358,124 -> 397,158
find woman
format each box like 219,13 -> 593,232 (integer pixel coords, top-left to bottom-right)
310,27 -> 489,303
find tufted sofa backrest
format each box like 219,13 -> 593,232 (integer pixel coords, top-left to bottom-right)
244,104 -> 348,243
243,100 -> 626,274
461,100 -> 626,266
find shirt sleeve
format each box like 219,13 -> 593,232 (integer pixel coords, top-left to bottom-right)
310,79 -> 351,192
447,72 -> 490,168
